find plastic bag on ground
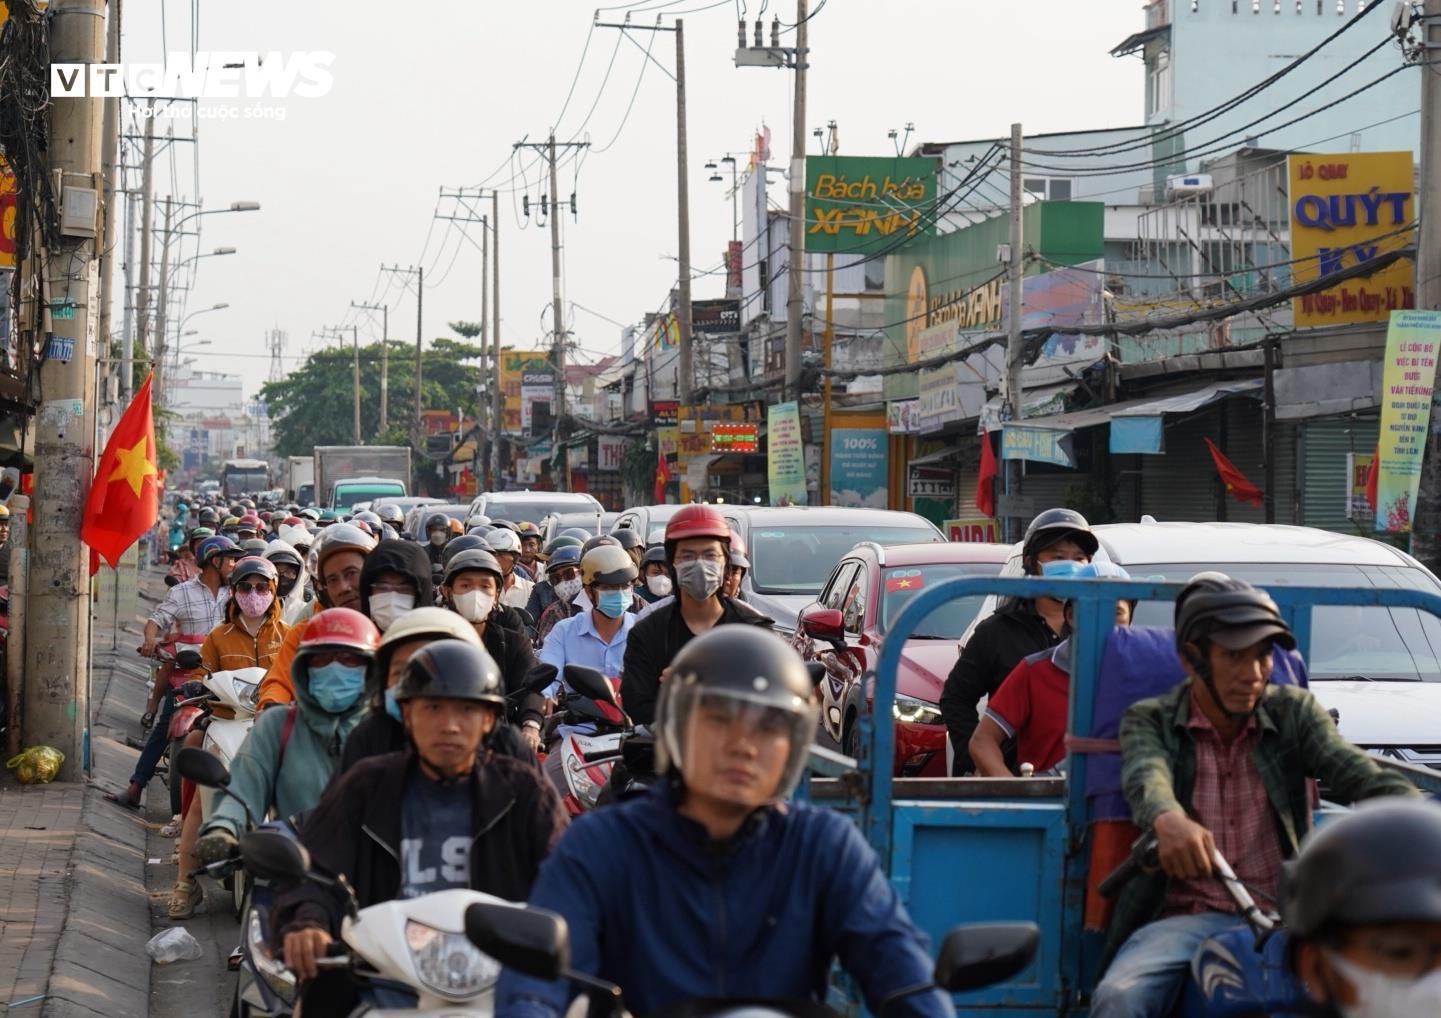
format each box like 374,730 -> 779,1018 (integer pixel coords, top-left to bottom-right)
146,926 -> 203,964
6,746 -> 64,784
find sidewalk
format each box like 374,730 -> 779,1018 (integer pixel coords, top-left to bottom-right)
0,570 -> 163,1018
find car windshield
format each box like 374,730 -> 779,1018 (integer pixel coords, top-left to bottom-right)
484,499 -> 599,525
1128,562 -> 1441,681
880,563 -> 1004,639
334,483 -> 404,509
749,525 -> 941,594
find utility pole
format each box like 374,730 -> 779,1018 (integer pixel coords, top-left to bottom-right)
352,301 -> 389,431
154,196 -> 173,403
492,190 -> 501,491
786,0 -> 809,400
1410,0 -> 1441,571
380,264 -> 423,449
26,0 -> 105,780
352,325 -> 362,443
437,187 -> 499,486
1003,122 -> 1024,543
96,0 -> 122,395
133,97 -> 156,393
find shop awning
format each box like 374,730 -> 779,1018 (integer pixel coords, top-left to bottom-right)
909,446 -> 964,467
1001,378 -> 1263,467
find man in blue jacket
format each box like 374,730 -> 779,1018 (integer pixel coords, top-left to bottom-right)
496,626 -> 951,1018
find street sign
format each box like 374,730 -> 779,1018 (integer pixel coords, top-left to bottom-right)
43,335 -> 74,362
51,301 -> 75,320
996,493 -> 1040,518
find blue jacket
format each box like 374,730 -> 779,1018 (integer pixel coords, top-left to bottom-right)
496,784 -> 951,1018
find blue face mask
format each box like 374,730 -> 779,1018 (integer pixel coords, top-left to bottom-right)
596,588 -> 633,619
383,687 -> 403,723
307,662 -> 367,713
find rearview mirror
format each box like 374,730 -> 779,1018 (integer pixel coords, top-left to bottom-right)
240,830 -> 311,884
565,665 -> 618,709
175,648 -> 204,670
798,605 -> 846,646
525,663 -> 559,695
934,922 -> 1039,992
176,746 -> 230,789
465,902 -> 569,981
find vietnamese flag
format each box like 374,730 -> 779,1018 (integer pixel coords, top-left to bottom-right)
1365,444 -> 1380,511
654,448 -> 672,504
1203,437 -> 1263,508
81,372 -> 159,574
976,431 -> 998,518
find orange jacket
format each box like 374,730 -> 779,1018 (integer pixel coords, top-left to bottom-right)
255,604 -> 318,709
200,614 -> 289,674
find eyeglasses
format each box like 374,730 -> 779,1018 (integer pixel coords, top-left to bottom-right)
307,650 -> 368,669
234,582 -> 271,594
675,550 -> 726,565
550,567 -> 580,582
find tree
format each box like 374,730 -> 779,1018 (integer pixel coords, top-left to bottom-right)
261,338 -> 484,457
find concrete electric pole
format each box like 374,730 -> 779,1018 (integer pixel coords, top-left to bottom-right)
352,301 -> 389,432
26,0 -> 107,779
1409,0 -> 1441,571
1004,122 -> 1024,543
380,264 -> 423,450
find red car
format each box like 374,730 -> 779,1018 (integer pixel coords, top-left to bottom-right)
791,540 -> 1009,776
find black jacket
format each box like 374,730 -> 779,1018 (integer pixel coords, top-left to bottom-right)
620,597 -> 775,726
336,710 -> 537,780
358,540 -> 434,611
939,599 -> 1061,774
275,748 -> 567,941
482,617 -> 547,727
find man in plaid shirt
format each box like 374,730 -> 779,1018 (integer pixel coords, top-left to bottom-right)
1091,574 -> 1415,1018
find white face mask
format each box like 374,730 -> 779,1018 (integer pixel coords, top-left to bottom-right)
367,591 -> 415,632
646,574 -> 673,597
453,589 -> 494,623
1328,950 -> 1441,1018
554,577 -> 583,604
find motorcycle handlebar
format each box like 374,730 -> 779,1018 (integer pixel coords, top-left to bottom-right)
1098,832 -> 1158,899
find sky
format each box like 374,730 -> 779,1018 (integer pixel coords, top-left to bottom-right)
119,0 -> 1147,400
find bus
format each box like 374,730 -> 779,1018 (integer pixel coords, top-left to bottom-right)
221,458 -> 271,500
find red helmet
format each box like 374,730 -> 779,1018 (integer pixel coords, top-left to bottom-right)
296,607 -> 380,659
664,504 -> 731,560
239,513 -> 263,529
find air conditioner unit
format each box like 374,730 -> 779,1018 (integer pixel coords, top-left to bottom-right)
1165,173 -> 1213,200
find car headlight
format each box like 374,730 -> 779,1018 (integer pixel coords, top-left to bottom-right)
247,907 -> 296,1004
892,694 -> 942,725
405,920 -> 499,1000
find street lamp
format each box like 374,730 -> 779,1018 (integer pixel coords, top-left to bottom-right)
706,155 -> 741,243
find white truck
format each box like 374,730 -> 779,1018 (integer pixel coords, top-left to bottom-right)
283,455 -> 315,504
313,445 -> 412,509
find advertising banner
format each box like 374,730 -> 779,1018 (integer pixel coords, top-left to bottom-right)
500,350 -> 550,432
692,299 -> 741,338
945,517 -> 1001,543
597,435 -> 626,472
887,399 -> 920,434
521,370 -> 555,435
1287,152 -> 1415,327
1374,309 -> 1441,532
829,428 -> 888,508
805,155 -> 938,255
766,401 -> 807,505
1346,451 -> 1375,521
0,157 -> 15,268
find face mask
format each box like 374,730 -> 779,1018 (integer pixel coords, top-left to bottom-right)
368,591 -> 415,632
676,559 -> 724,601
453,590 -> 494,623
235,590 -> 274,618
383,688 -> 403,723
1327,950 -> 1441,1018
276,576 -> 297,598
554,578 -> 583,604
429,531 -> 447,546
646,574 -> 673,598
596,589 -> 633,619
307,662 -> 367,713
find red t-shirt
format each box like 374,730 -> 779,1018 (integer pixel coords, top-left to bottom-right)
983,646 -> 1070,774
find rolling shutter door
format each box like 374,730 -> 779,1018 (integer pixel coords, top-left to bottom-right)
1300,415 -> 1378,533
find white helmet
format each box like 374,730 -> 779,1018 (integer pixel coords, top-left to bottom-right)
485,529 -> 522,555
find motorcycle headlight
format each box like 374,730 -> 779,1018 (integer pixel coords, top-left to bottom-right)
247,908 -> 296,1004
234,679 -> 259,710
892,694 -> 942,726
405,920 -> 499,1000
563,739 -> 602,809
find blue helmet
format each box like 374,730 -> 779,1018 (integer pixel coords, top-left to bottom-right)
547,545 -> 582,570
196,535 -> 240,570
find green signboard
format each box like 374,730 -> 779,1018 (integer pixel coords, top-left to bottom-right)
804,155 -> 939,255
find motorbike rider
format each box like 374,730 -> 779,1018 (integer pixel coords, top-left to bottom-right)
611,526 -> 644,570
439,548 -> 547,750
536,536 -> 626,643
277,640 -> 568,1017
358,538 -> 433,632
109,535 -> 241,810
375,502 -> 405,539
1282,798 -> 1441,1017
940,507 -> 1097,774
256,523 -> 376,709
525,536 -> 584,621
621,504 -> 773,727
486,528 -> 536,611
496,626 -> 948,1018
722,536 -> 749,600
635,544 -> 671,605
516,521 -> 543,578
422,511 -> 452,569
1090,573 -> 1417,1018
969,561 -> 1133,778
264,541 -> 314,625
193,607 -> 380,872
530,544 -> 583,641
164,525 -> 208,586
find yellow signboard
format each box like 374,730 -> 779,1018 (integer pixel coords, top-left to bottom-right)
499,350 -> 550,432
1287,151 -> 1414,328
0,156 -> 15,269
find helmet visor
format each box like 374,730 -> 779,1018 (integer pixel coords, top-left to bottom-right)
659,685 -> 818,802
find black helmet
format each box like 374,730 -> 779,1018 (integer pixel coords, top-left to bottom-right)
1022,507 -> 1098,559
392,639 -> 505,708
198,507 -> 221,527
1281,799 -> 1441,940
656,626 -> 818,799
612,528 -> 644,551
581,534 -> 621,556
441,534 -> 488,569
1174,573 -> 1296,653
424,512 -> 452,532
642,544 -> 667,566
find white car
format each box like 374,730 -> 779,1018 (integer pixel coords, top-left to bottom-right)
964,519 -> 1441,770
466,490 -> 603,527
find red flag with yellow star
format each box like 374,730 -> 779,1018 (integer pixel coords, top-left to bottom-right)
81,371 -> 160,573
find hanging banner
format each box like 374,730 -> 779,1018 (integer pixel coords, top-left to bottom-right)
1287,152 -> 1415,328
829,428 -> 888,508
766,401 -> 807,506
1374,309 -> 1441,532
1346,451 -> 1375,521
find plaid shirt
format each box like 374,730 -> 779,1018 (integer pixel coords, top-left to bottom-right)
1161,710 -> 1285,916
149,577 -> 228,639
1102,679 -> 1416,971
